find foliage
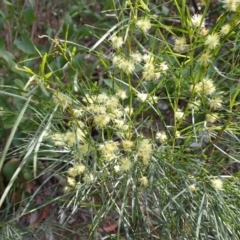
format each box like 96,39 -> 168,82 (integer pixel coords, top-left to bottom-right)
0,0 -> 240,239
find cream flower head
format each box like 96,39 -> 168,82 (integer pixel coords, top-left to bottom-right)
220,0 -> 240,11
189,184 -> 197,192
156,131 -> 168,143
220,24 -> 231,35
174,36 -> 188,53
136,18 -> 151,33
175,109 -> 184,120
198,51 -> 212,66
109,34 -> 124,49
120,158 -> 132,171
211,178 -> 223,190
204,33 -> 220,49
191,14 -> 205,28
139,176 -> 148,186
206,113 -> 218,123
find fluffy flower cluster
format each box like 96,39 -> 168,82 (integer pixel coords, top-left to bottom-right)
190,77 -> 216,96
53,89 -> 155,174
142,54 -> 168,82
211,178 -> 223,190
53,91 -> 72,110
200,27 -> 209,36
109,34 -> 124,49
91,94 -> 130,130
130,51 -> 142,63
83,92 -> 132,136
220,24 -> 231,35
191,14 -> 205,28
136,18 -> 152,33
188,184 -> 197,192
188,100 -> 201,111
94,133 -> 152,171
137,92 -> 158,104
220,0 -> 240,11
120,157 -> 132,171
97,138 -> 152,172
68,164 -> 86,177
139,176 -> 148,186
190,14 -> 205,28
175,109 -> 184,120
49,90 -> 136,154
47,126 -> 86,148
206,113 -> 219,123
112,52 -> 168,81
156,131 -> 168,143
112,55 -> 135,74
198,51 -> 212,66
208,97 -> 223,109
137,139 -> 152,165
64,163 -> 95,192
204,33 -> 220,49
52,88 -> 156,186
122,140 -> 134,151
99,140 -> 119,161
174,37 -> 188,53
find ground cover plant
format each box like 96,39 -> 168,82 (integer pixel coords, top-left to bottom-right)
0,0 -> 240,239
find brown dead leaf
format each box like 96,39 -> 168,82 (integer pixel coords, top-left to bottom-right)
25,180 -> 37,193
98,217 -> 118,233
29,211 -> 39,225
8,158 -> 19,163
11,191 -> 21,204
29,204 -> 52,227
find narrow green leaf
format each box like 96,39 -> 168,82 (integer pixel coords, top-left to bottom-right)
22,66 -> 35,75
41,53 -> 48,76
196,194 -> 206,239
89,19 -> 128,52
3,0 -> 12,6
0,97 -> 33,208
44,72 -> 53,79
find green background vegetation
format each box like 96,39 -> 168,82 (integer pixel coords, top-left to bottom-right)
0,0 -> 240,239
